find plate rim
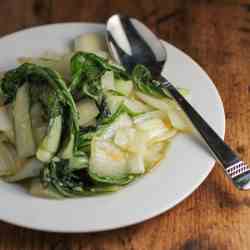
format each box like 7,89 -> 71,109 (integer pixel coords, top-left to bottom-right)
0,22 -> 225,233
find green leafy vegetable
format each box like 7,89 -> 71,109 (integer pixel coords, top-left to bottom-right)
36,115 -> 62,162
132,64 -> 166,98
0,45 -> 188,199
5,158 -> 43,182
70,52 -> 129,112
0,139 -> 17,177
76,98 -> 99,127
29,178 -> 63,199
0,63 -> 79,162
132,64 -> 190,99
42,159 -> 120,197
13,83 -> 36,158
0,63 -> 78,130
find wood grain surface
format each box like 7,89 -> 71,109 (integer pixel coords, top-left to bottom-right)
1,0 -> 250,249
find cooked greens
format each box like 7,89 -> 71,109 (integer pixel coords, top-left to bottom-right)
0,32 -> 190,198
70,52 -> 128,109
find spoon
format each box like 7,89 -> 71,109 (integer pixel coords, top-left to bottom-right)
106,14 -> 250,190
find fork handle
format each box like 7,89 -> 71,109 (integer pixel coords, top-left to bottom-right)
160,76 -> 250,190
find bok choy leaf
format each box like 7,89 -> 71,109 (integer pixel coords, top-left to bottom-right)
42,158 -> 120,197
0,63 -> 79,162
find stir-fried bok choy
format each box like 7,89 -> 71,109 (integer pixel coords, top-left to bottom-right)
0,32 -> 190,198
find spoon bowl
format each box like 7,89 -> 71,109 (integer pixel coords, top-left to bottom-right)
106,14 -> 166,76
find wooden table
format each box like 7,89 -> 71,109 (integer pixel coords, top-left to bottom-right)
1,0 -> 250,249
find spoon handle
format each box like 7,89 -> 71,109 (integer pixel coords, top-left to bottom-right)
160,76 -> 250,190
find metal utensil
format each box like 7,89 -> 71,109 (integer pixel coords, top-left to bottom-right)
106,14 -> 250,190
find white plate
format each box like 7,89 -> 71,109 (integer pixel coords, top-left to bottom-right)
0,23 -> 225,233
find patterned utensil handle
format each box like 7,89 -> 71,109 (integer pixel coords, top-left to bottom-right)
160,76 -> 250,190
